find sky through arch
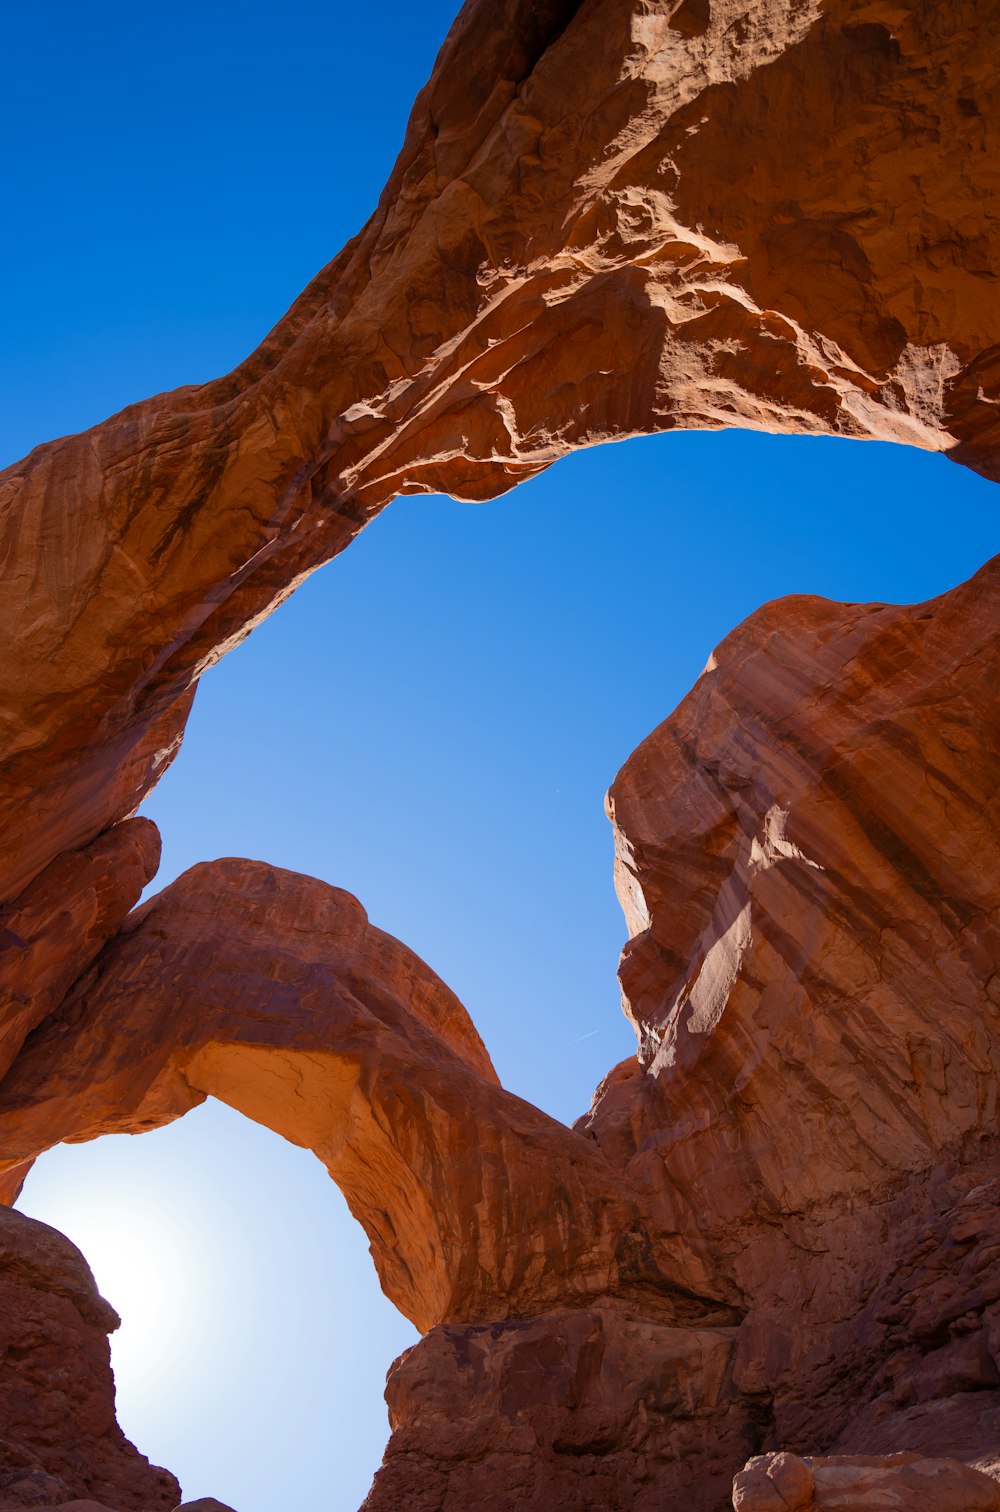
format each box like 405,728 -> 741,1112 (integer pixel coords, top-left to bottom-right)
4,2 -> 999,1508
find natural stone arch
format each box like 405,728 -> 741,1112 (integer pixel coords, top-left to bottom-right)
0,0 -> 998,1503
1,0 -> 997,922
0,857 -> 726,1334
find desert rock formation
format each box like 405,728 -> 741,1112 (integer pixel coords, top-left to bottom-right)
1,0 -> 998,925
1,561 -> 997,1508
0,0 -> 998,1507
733,1452 -> 1000,1510
0,1207 -> 178,1510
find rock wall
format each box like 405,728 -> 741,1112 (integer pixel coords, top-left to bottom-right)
0,0 -> 998,1507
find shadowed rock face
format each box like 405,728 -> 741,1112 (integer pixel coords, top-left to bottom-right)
0,861 -> 728,1336
1,0 -> 999,1507
2,561 -> 998,1509
0,1207 -> 178,1511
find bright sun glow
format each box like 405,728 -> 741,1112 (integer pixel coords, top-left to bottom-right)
16,1107 -> 419,1512
30,1187 -> 202,1392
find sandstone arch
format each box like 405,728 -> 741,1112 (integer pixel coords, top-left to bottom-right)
0,857 -> 725,1334
1,0 -> 999,1505
1,0 -> 997,924
2,557 -> 998,1507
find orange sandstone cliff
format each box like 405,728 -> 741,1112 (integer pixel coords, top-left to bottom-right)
0,0 -> 998,1508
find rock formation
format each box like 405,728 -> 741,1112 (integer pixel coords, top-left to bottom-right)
733,1452 -> 1000,1511
1,559 -> 997,1508
1,0 -> 998,926
172,1500 -> 239,1512
0,0 -> 998,1507
0,1206 -> 178,1509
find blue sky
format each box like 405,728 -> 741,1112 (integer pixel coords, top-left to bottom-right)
5,4 -> 998,1510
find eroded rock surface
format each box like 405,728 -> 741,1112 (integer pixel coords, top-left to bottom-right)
3,560 -> 997,1509
0,1207 -> 178,1511
0,861 -> 721,1335
733,1451 -> 1000,1511
595,549 -> 1000,1213
1,0 -> 998,924
172,1500 -> 240,1512
1,0 -> 998,1506
577,554 -> 1000,1486
366,1308 -> 753,1511
0,819 -> 159,1086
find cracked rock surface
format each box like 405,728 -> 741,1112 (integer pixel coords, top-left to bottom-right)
1,560 -> 997,1509
0,0 -> 998,1507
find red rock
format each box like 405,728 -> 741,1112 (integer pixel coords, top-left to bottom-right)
733,1452 -> 815,1511
2,562 -> 998,1508
0,861 -> 677,1334
366,1307 -> 751,1511
0,0 -> 997,928
0,818 -> 159,1081
733,1452 -> 1000,1511
0,1 -> 998,1506
0,1207 -> 178,1510
172,1500 -> 239,1512
580,555 -> 1000,1483
48,1503 -> 124,1511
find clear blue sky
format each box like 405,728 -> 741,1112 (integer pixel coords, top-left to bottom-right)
5,5 -> 997,1510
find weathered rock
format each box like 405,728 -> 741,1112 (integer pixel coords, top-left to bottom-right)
0,1207 -> 179,1510
570,553 -> 1000,1491
47,1503 -> 123,1511
2,561 -> 997,1508
0,3 -> 997,1503
0,861 -> 725,1334
733,1451 -> 1000,1511
0,818 -> 159,1083
172,1500 -> 240,1512
733,1452 -> 816,1512
1,0 -> 997,928
47,1504 -> 123,1512
365,1308 -> 753,1511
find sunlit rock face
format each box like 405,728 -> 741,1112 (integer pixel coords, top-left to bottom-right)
733,1452 -> 1000,1511
0,1208 -> 178,1510
0,0 -> 997,921
1,0 -> 999,1506
580,555 -> 1000,1485
0,862 -> 674,1336
1,562 -> 997,1509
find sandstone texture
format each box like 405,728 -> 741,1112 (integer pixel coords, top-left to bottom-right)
733,1451 -> 1000,1510
1,0 -> 997,932
1,562 -> 997,1508
368,1307 -> 752,1511
0,1207 -> 178,1510
0,820 -> 159,1085
0,0 -> 998,1507
0,862 -> 668,1335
